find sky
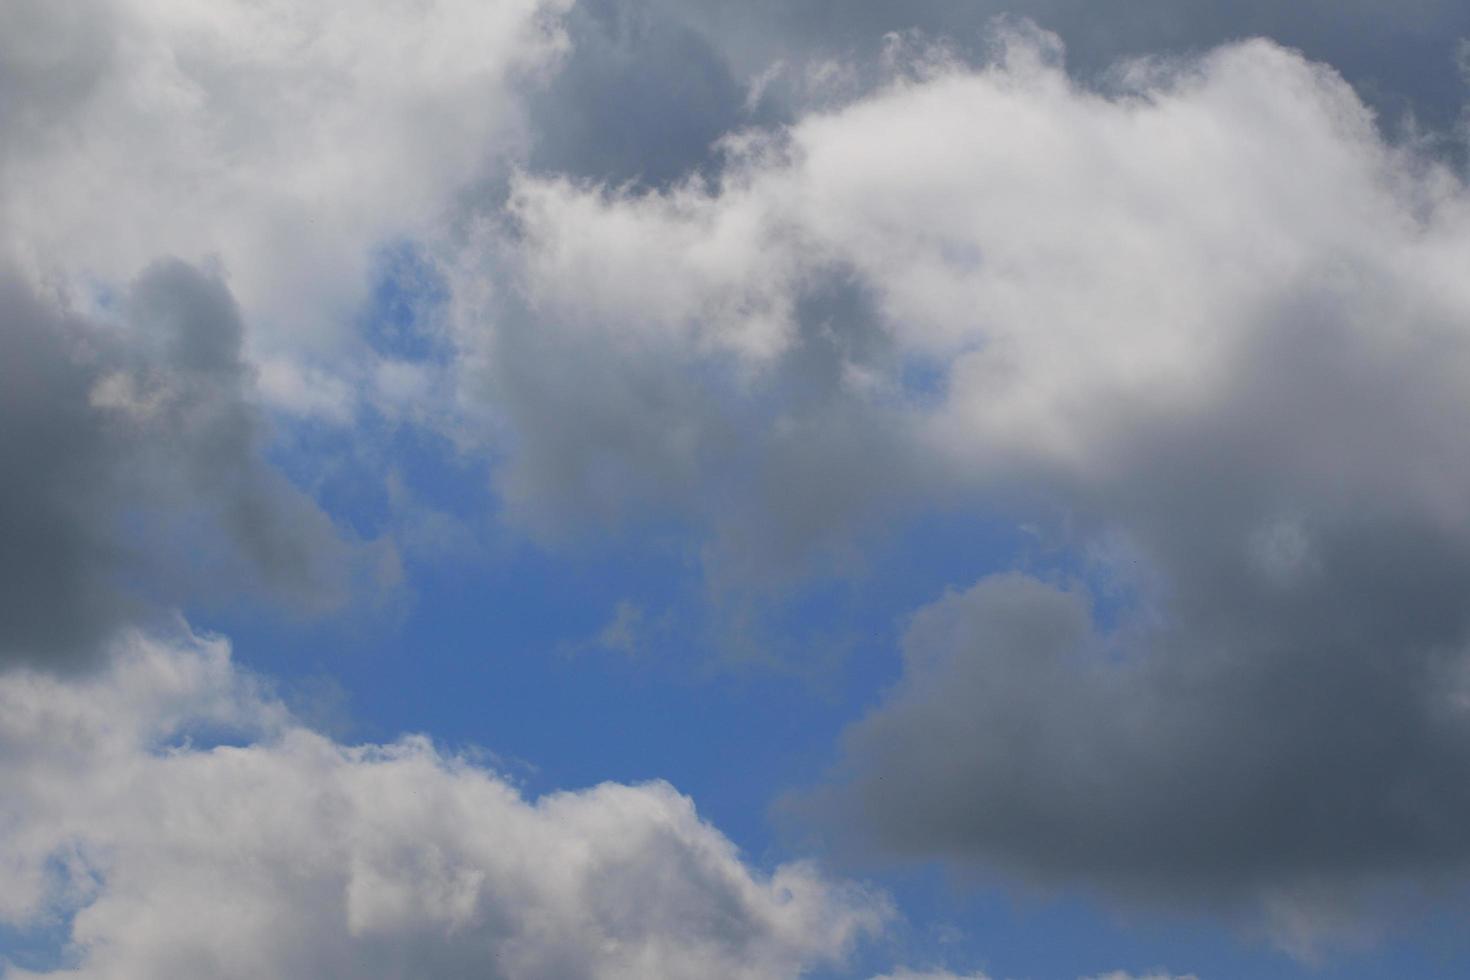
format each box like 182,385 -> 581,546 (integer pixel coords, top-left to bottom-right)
4,1 -> 1470,978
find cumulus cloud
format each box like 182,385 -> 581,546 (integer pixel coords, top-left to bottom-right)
0,629 -> 887,979
459,147 -> 932,580
0,260 -> 378,671
480,25 -> 1470,571
0,0 -> 569,367
471,23 -> 1470,937
0,0 -> 574,666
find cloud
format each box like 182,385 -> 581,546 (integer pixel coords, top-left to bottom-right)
661,0 -> 1470,129
794,569 -> 1470,939
0,0 -> 570,366
475,24 -> 1470,573
867,971 -> 1195,980
0,260 -> 373,671
0,0 -> 581,664
0,628 -> 888,979
473,23 -> 1470,940
524,0 -> 747,189
459,152 -> 933,583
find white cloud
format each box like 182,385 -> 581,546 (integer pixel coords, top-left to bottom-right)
0,628 -> 887,979
0,0 -> 570,365
498,26 -> 1470,495
474,21 -> 1470,941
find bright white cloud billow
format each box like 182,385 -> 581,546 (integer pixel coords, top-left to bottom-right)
473,23 -> 1470,938
499,27 -> 1470,497
0,629 -> 887,980
0,0 -> 568,360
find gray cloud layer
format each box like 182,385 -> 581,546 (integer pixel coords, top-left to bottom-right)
494,0 -> 1470,197
524,0 -> 747,189
0,262 -> 363,670
667,0 -> 1470,128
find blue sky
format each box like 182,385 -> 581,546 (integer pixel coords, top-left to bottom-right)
5,2 -> 1470,979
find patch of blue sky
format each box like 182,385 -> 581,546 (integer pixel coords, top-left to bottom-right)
0,856 -> 97,975
0,919 -> 82,975
206,471 -> 1043,874
897,354 -> 949,409
259,236 -> 463,546
359,239 -> 451,362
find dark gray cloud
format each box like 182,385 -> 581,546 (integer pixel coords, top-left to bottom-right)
525,0 -> 750,189
663,0 -> 1470,128
800,566 -> 1470,890
792,288 -> 1470,928
500,0 -> 1470,198
0,260 -> 363,670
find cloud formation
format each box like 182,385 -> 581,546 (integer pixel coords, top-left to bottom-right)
477,24 -> 1470,933
0,261 -> 372,671
667,0 -> 1470,129
0,0 -> 577,668
10,1 -> 1470,967
0,0 -> 568,363
0,628 -> 887,979
798,571 -> 1470,943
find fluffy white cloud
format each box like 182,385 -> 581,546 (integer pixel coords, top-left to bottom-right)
1,0 -> 569,362
475,20 -> 1470,939
0,629 -> 887,979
